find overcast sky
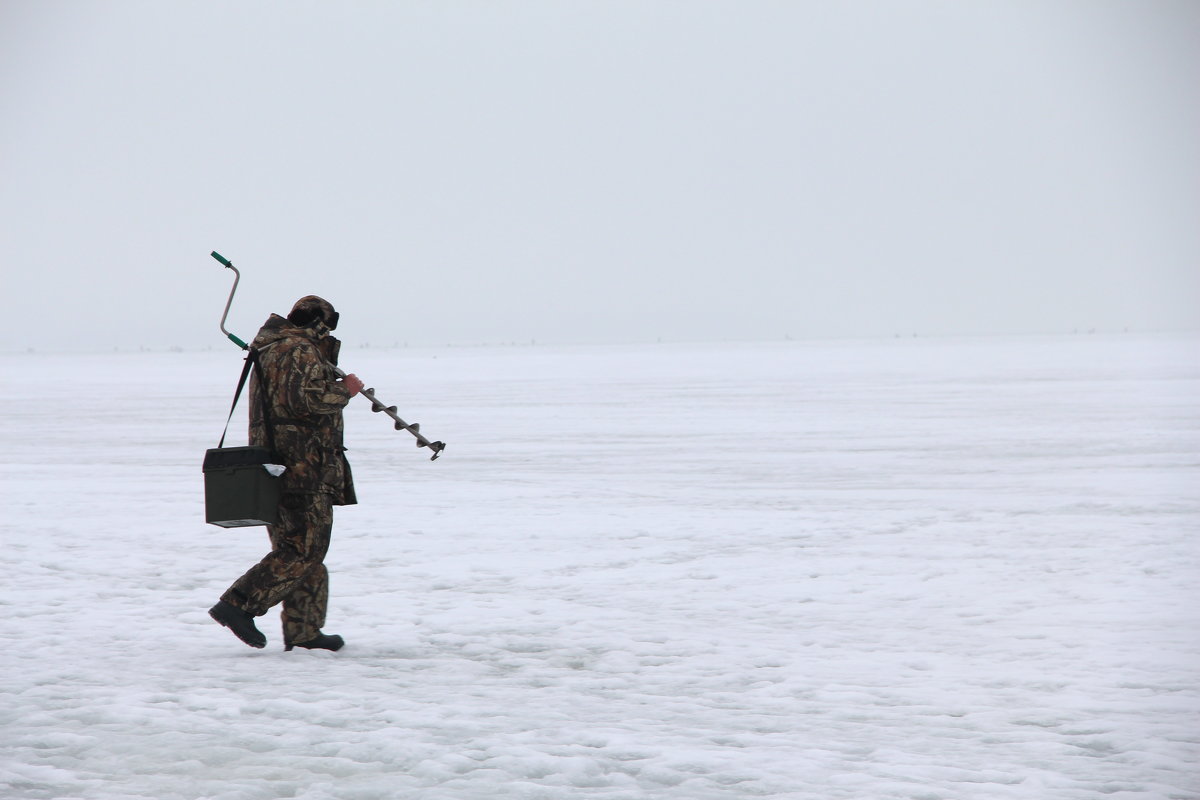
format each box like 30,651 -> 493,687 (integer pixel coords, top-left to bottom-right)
1,1 -> 1196,351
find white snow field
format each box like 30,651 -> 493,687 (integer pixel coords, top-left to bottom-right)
2,333 -> 1198,800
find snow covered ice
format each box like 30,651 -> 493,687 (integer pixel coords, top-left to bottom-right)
2,333 -> 1198,800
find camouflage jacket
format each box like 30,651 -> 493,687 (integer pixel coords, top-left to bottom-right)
247,314 -> 357,505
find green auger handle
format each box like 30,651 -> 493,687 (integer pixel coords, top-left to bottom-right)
212,250 -> 249,349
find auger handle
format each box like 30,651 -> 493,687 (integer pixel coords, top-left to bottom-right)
211,250 -> 249,349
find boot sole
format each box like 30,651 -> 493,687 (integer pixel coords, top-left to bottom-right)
209,607 -> 267,649
285,636 -> 344,652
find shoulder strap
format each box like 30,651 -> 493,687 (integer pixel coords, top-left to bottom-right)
217,348 -> 278,457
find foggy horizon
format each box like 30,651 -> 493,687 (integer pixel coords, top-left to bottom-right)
2,2 -> 1197,353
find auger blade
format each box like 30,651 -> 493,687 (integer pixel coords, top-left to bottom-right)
334,366 -> 446,460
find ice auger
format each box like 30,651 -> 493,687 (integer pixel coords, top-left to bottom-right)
211,250 -> 446,460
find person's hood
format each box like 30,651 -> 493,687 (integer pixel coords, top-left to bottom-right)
251,313 -> 342,364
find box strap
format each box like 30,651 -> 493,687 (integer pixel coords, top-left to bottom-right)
217,348 -> 278,457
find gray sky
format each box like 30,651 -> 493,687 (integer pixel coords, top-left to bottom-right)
2,1 -> 1197,351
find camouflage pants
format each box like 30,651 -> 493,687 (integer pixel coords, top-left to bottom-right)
221,493 -> 334,646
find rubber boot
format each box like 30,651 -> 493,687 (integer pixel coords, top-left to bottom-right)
285,632 -> 344,652
209,600 -> 267,649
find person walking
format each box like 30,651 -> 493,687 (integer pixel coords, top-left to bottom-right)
209,295 -> 364,651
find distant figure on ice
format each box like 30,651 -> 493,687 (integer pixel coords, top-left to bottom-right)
209,295 -> 364,652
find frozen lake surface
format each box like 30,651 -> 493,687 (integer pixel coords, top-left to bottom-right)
2,333 -> 1198,799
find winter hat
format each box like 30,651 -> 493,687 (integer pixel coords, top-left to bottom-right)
288,295 -> 339,330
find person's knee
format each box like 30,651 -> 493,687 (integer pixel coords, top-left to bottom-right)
273,552 -> 317,580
